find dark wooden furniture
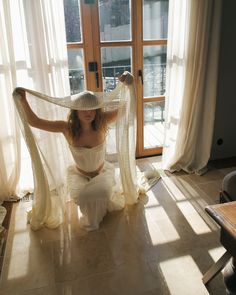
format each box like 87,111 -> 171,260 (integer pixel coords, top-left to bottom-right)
202,201 -> 236,293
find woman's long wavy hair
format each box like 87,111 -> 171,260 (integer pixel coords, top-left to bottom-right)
67,108 -> 108,140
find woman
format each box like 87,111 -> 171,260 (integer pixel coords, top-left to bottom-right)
15,72 -> 133,230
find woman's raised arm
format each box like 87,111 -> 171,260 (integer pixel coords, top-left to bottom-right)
104,72 -> 134,124
14,88 -> 67,133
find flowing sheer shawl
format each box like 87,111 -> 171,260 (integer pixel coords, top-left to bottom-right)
12,81 -> 139,230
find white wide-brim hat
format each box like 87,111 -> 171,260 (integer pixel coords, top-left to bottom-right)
13,82 -> 124,111
70,91 -> 106,110
66,86 -> 123,110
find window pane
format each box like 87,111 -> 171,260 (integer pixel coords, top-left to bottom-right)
67,48 -> 85,94
143,0 -> 169,40
101,47 -> 132,92
143,45 -> 167,97
144,101 -> 165,149
98,0 -> 131,42
64,0 -> 82,43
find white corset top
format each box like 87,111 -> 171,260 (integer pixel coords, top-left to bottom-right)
69,142 -> 106,172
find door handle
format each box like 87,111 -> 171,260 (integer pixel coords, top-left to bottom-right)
138,70 -> 143,84
95,72 -> 99,88
88,61 -> 97,72
88,61 -> 99,88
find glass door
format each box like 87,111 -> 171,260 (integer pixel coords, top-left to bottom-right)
135,0 -> 168,157
63,0 -> 86,93
63,0 -> 169,157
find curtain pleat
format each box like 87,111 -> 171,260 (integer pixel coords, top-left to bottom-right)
0,0 -> 69,231
163,0 -> 222,174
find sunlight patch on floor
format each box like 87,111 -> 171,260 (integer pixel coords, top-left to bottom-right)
208,246 -> 226,262
161,175 -> 187,201
8,233 -> 30,279
177,201 -> 211,235
145,207 -> 180,245
145,189 -> 160,207
159,255 -> 209,295
150,160 -> 163,170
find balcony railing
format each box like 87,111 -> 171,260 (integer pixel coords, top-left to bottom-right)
68,63 -> 166,96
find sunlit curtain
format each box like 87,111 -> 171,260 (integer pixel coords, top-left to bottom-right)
0,0 -> 69,228
162,0 -> 222,174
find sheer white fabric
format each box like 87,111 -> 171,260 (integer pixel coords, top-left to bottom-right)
162,0 -> 222,174
116,82 -> 138,204
0,0 -> 70,231
13,81 -> 140,230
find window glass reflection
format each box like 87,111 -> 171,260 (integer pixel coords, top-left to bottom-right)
143,0 -> 169,40
101,47 -> 132,92
99,0 -> 131,42
144,101 -> 165,149
64,0 -> 82,43
67,48 -> 85,94
143,45 -> 167,97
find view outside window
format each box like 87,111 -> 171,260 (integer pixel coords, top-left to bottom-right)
99,0 -> 132,92
64,0 -> 85,93
101,47 -> 131,92
67,48 -> 85,94
143,0 -> 169,40
98,0 -> 131,42
64,0 -> 82,42
144,101 -> 165,148
143,45 -> 167,97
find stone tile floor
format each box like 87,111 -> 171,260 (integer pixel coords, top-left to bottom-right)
1,156 -> 235,295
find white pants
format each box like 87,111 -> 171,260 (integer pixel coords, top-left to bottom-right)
67,161 -> 125,231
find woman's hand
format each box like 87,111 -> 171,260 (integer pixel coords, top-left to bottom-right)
13,87 -> 26,100
119,71 -> 134,85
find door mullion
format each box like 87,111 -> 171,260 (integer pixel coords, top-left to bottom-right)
133,0 -> 144,157
80,1 -> 97,90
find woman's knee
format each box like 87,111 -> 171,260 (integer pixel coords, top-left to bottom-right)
79,185 -> 112,204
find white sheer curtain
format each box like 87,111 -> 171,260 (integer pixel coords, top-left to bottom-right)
0,0 -> 69,229
162,0 -> 222,174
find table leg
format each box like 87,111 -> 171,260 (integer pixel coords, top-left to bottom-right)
202,251 -> 231,285
223,257 -> 236,295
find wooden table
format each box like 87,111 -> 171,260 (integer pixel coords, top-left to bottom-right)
202,201 -> 236,288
